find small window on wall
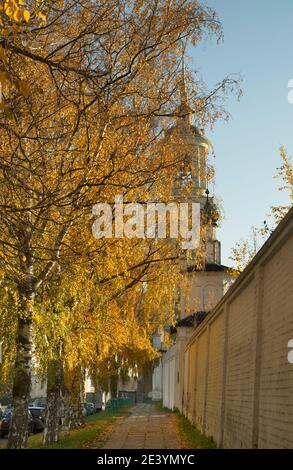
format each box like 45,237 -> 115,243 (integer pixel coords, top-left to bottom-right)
179,170 -> 192,188
177,371 -> 180,384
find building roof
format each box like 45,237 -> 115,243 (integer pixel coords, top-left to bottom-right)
187,263 -> 230,273
175,311 -> 208,328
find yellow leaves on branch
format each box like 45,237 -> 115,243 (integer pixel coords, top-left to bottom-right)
0,0 -> 222,386
0,0 -> 45,28
23,8 -> 30,22
276,146 -> 293,200
15,78 -> 30,96
0,70 -> 31,104
0,70 -> 9,85
36,10 -> 46,25
1,1 -> 29,23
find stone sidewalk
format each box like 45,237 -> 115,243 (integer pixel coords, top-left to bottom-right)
102,403 -> 183,449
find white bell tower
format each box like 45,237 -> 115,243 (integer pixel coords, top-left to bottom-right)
167,57 -> 232,318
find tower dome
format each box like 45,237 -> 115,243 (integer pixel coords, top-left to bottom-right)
165,58 -> 210,197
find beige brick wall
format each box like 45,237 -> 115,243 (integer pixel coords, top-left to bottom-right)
223,279 -> 256,448
258,233 -> 293,448
179,208 -> 293,448
205,312 -> 225,444
194,331 -> 208,432
187,341 -> 197,422
182,348 -> 189,416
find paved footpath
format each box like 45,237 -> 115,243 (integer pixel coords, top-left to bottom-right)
102,403 -> 183,449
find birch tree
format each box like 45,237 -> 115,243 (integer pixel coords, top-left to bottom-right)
0,0 -> 229,448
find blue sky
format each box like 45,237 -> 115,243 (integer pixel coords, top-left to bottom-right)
191,0 -> 293,264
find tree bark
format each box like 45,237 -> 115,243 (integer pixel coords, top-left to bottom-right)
7,293 -> 33,449
43,360 -> 63,445
62,366 -> 84,431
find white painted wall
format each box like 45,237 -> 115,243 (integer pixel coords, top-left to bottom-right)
162,344 -> 177,410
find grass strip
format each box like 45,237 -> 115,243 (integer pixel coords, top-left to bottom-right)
28,407 -> 130,449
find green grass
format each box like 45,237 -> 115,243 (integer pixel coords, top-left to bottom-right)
155,402 -> 216,449
174,411 -> 216,449
28,407 -> 130,449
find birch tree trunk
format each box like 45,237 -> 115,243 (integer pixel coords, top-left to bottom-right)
43,360 -> 63,445
62,366 -> 84,431
7,292 -> 33,449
